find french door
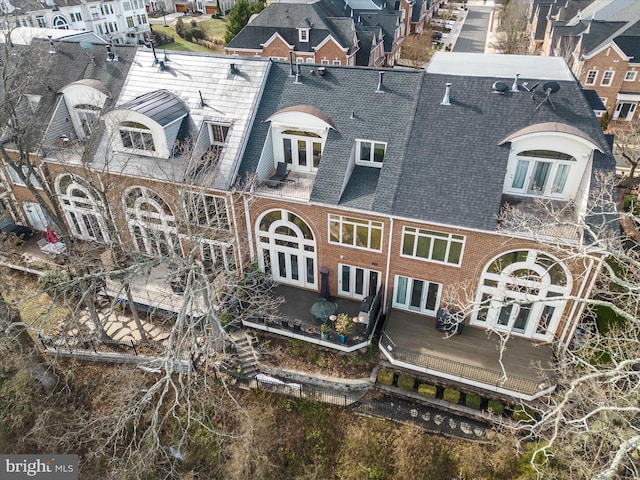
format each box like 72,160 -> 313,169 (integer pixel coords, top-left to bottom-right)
23,202 -> 48,231
338,264 -> 380,299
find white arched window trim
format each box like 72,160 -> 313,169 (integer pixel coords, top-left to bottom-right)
255,208 -> 317,288
470,249 -> 572,342
52,15 -> 70,29
56,174 -> 110,243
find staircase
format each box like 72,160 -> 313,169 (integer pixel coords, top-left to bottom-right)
227,331 -> 261,378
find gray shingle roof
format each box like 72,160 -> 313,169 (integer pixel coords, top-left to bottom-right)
237,62 -> 423,213
396,68 -> 614,231
613,35 -> 640,60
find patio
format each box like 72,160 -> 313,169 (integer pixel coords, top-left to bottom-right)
242,284 -> 380,353
381,309 -> 557,400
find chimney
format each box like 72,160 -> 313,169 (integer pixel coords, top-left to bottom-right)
441,83 -> 451,105
511,73 -> 520,92
294,63 -> 302,84
47,35 -> 55,54
376,71 -> 384,93
289,51 -> 295,77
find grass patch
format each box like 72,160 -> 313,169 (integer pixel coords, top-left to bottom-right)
465,393 -> 481,410
397,374 -> 415,391
443,388 -> 460,404
377,369 -> 394,386
512,405 -> 536,424
418,383 -> 436,398
156,18 -> 227,53
487,399 -> 504,416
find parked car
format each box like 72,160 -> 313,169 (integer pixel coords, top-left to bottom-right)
432,31 -> 443,41
0,217 -> 34,242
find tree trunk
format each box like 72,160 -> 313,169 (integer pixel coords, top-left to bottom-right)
125,283 -> 147,342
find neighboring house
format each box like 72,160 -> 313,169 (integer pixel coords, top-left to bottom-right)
535,0 -> 640,122
0,49 -> 617,403
226,0 -> 414,67
0,0 -> 151,45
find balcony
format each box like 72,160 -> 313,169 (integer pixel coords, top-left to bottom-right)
254,172 -> 314,202
242,284 -> 381,353
380,308 -> 556,400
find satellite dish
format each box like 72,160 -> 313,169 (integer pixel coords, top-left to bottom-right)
492,81 -> 509,94
542,81 -> 560,94
80,41 -> 94,52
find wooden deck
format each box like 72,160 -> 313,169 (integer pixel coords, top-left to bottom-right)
382,309 -> 556,400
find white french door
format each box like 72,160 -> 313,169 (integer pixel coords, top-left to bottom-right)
338,263 -> 380,299
23,202 -> 48,231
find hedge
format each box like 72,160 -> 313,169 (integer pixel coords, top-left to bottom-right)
487,399 -> 504,415
443,388 -> 460,404
397,374 -> 415,391
465,393 -> 481,410
377,369 -> 394,386
418,384 -> 437,397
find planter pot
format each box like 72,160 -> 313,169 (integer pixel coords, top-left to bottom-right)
321,332 -> 330,340
337,334 -> 348,343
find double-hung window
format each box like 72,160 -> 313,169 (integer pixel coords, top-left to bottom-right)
401,227 -> 464,265
329,214 -> 383,251
356,140 -> 386,166
585,69 -> 597,86
601,70 -> 614,86
624,71 -> 637,82
5,163 -> 42,189
393,275 -> 441,315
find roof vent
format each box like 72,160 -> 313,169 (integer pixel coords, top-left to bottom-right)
441,83 -> 451,106
376,71 -> 384,93
289,51 -> 295,77
350,110 -> 355,120
199,90 -> 206,107
294,63 -> 302,84
492,81 -> 509,94
47,35 -> 55,54
318,66 -> 326,76
511,73 -> 520,92
230,63 -> 238,75
106,41 -> 119,62
536,81 -> 561,110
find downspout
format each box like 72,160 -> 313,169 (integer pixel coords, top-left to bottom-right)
243,191 -> 255,262
559,256 -> 598,351
228,191 -> 244,272
383,216 -> 394,314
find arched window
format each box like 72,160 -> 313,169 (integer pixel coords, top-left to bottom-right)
119,121 -> 155,152
56,174 -> 109,243
471,250 -> 571,341
123,187 -> 180,257
510,150 -> 577,196
52,15 -> 69,29
256,209 -> 316,288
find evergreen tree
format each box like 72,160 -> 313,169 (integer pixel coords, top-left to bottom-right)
224,0 -> 265,44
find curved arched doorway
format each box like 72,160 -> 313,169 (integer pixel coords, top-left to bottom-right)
256,209 -> 317,288
470,249 -> 572,341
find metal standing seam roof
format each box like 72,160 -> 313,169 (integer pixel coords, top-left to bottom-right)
120,89 -> 189,127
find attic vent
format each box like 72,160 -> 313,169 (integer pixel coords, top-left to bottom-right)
376,71 -> 384,93
492,81 -> 509,94
441,83 -> 451,106
318,66 -> 326,76
294,64 -> 302,84
511,73 -> 520,92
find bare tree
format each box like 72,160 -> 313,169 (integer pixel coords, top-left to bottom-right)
473,173 -> 640,479
400,25 -> 436,69
492,0 -> 529,55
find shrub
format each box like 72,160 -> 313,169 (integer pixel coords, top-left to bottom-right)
191,27 -> 205,40
377,369 -> 394,386
190,18 -> 197,28
443,388 -> 460,404
397,374 -> 415,391
488,399 -> 504,415
37,270 -> 69,294
335,313 -> 353,336
512,405 -> 536,424
184,29 -> 193,41
465,393 -> 481,410
175,18 -> 185,36
418,383 -> 437,397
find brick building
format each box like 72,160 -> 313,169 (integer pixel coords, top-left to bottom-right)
0,46 -> 616,401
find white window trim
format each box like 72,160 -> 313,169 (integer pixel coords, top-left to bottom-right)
119,122 -> 156,154
624,71 -> 637,82
504,150 -> 579,200
198,238 -> 237,272
392,274 -> 442,316
57,175 -> 110,243
5,163 -> 42,189
600,70 -> 614,86
298,28 -> 309,42
400,226 -> 465,266
328,214 -> 383,252
584,69 -> 598,86
355,139 -> 386,167
338,263 -> 381,300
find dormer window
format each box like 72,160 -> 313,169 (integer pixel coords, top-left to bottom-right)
299,28 -> 309,42
509,150 -> 575,197
357,140 -> 386,167
282,130 -> 322,171
75,104 -> 101,138
119,121 -> 155,152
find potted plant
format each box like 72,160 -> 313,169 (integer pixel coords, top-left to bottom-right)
335,313 -> 353,343
321,322 -> 331,340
